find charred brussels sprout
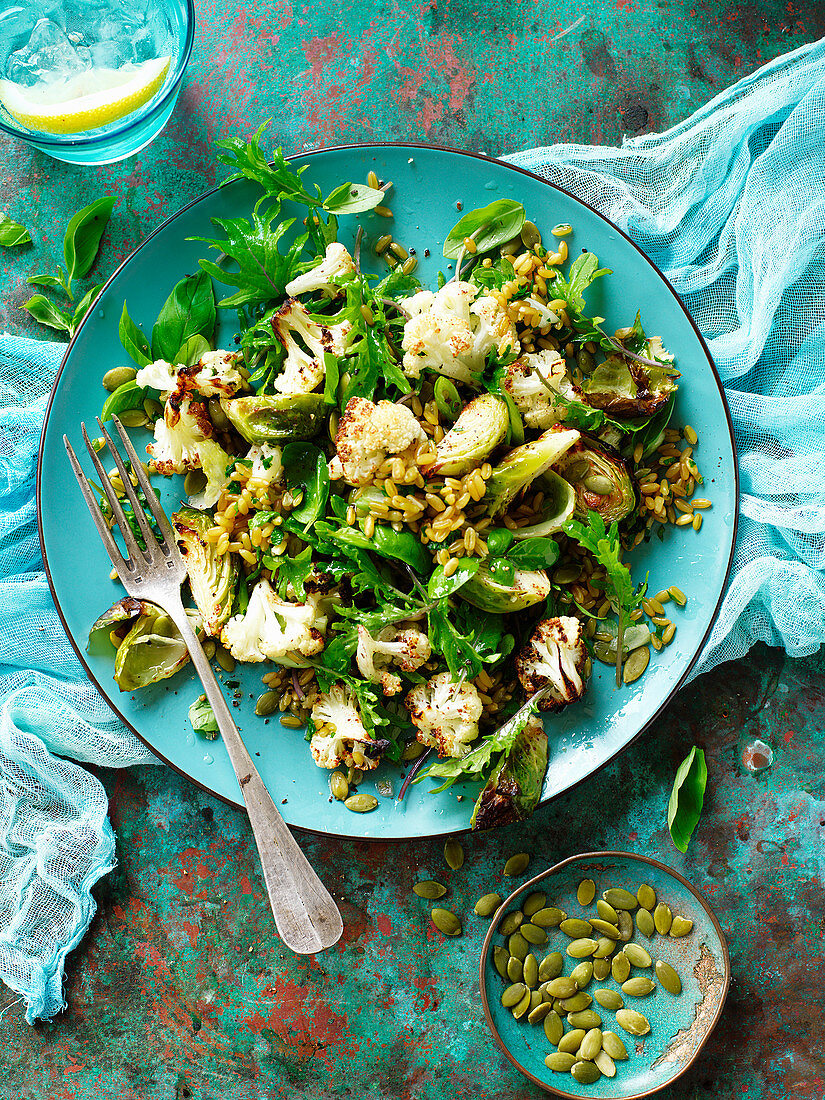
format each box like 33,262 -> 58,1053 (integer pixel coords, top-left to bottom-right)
172,507 -> 238,636
460,561 -> 551,612
220,393 -> 325,444
583,355 -> 678,419
482,427 -> 579,515
554,439 -> 636,524
427,393 -> 510,476
89,597 -> 201,692
510,470 -> 576,539
471,714 -> 548,830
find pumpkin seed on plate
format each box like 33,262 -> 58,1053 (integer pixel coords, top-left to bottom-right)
474,893 -> 502,917
623,645 -> 650,683
543,1009 -> 564,1045
603,887 -> 638,910
567,1010 -> 602,1030
493,945 -> 509,979
413,880 -> 447,900
509,932 -> 529,960
444,839 -> 464,870
593,958 -> 611,981
560,918 -> 593,938
569,961 -> 593,989
512,988 -> 532,1019
499,910 -> 524,936
521,923 -> 548,946
329,771 -> 349,801
529,990 -> 543,1012
522,891 -> 547,917
594,988 -> 624,1010
520,220 -> 542,249
579,1028 -> 603,1061
507,956 -> 523,983
656,959 -> 683,995
102,365 -> 137,391
624,943 -> 652,968
590,918 -> 621,940
545,1052 -> 576,1072
670,916 -> 694,937
612,952 -> 631,983
528,1001 -> 553,1025
594,937 -> 617,958
637,883 -> 656,910
501,982 -> 527,1008
571,1061 -> 601,1084
118,408 -> 149,428
345,793 -> 378,813
559,992 -> 592,1013
504,852 -> 530,876
615,1008 -> 651,1036
546,976 -> 578,999
523,953 -> 538,988
595,1050 -> 617,1077
602,1030 -> 629,1060
617,911 -> 634,941
636,908 -> 655,938
597,899 -> 619,923
255,691 -> 280,716
654,902 -> 673,934
576,878 -> 596,906
558,1029 -> 586,1055
539,951 -> 564,982
622,976 -> 656,997
532,907 -> 566,927
431,907 -> 461,936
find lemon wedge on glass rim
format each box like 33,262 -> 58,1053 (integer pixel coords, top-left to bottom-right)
0,55 -> 171,136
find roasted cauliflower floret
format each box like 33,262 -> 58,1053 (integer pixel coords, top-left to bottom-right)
136,351 -> 247,400
272,298 -> 352,396
515,616 -> 588,711
330,396 -> 426,485
405,672 -> 483,758
220,579 -> 325,666
147,397 -> 232,508
401,281 -> 519,384
246,443 -> 284,485
502,349 -> 582,429
356,624 -> 432,696
310,683 -> 387,770
285,242 -> 356,298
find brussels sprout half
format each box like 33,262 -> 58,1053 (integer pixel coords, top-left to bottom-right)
554,439 -> 636,524
173,506 -> 238,637
459,561 -> 551,612
481,427 -> 580,516
89,597 -> 202,692
471,714 -> 548,830
220,393 -> 326,444
583,355 -> 678,419
427,393 -> 510,476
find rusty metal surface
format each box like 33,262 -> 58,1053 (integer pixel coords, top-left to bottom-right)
2,1 -> 824,1096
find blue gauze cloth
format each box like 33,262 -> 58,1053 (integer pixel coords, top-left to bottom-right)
3,37 -> 825,1022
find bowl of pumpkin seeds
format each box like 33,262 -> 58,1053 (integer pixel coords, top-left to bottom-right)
479,851 -> 730,1098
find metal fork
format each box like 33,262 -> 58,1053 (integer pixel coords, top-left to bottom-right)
64,416 -> 343,954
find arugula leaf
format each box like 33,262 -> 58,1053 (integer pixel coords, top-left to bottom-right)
0,214 -> 31,247
427,598 -> 483,681
151,271 -> 216,361
443,200 -> 525,259
119,303 -> 152,367
470,256 -> 516,291
64,196 -> 116,283
373,268 -> 422,300
552,252 -> 611,314
667,746 -> 707,853
22,295 -> 73,334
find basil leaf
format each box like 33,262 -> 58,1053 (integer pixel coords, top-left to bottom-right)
64,196 -> 116,283
72,284 -> 103,333
323,181 -> 384,214
101,380 -> 149,421
189,696 -> 218,736
176,333 -> 211,366
281,442 -> 330,525
667,746 -> 708,853
0,214 -> 31,247
119,303 -> 152,367
22,295 -> 72,334
443,200 -> 525,259
151,271 -> 216,361
27,273 -> 64,289
508,537 -> 561,570
428,558 -> 480,598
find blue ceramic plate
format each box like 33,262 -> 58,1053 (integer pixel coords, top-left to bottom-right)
479,852 -> 730,1097
37,144 -> 737,839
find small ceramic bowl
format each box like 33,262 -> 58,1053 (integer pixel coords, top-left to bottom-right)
479,851 -> 730,1098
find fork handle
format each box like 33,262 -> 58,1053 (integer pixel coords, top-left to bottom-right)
166,598 -> 344,954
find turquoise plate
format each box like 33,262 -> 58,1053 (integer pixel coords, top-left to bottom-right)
479,852 -> 730,1097
37,144 -> 738,839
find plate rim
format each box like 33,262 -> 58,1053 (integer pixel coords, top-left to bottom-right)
37,141 -> 740,837
478,849 -> 732,1098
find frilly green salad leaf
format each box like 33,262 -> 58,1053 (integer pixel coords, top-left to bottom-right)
443,199 -> 526,259
667,746 -> 708,852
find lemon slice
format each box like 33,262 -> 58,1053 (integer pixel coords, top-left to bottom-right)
0,55 -> 171,135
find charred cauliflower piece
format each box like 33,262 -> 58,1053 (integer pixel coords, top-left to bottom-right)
220,579 -> 325,666
271,298 -> 352,395
310,683 -> 389,770
285,242 -> 356,298
515,616 -> 588,711
405,672 -> 483,758
356,624 -> 432,696
502,349 -> 582,430
330,396 -> 425,485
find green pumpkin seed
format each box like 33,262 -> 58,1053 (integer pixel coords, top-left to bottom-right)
532,907 -> 566,927
329,771 -> 349,801
413,880 -> 446,900
611,952 -> 630,983
623,645 -> 650,683
566,938 -> 598,959
529,990 -> 543,1012
522,891 -> 547,917
617,910 -> 634,941
512,988 -> 532,1019
215,644 -> 235,673
559,992 -> 592,1013
595,1050 -> 617,1077
431,907 -> 461,936
583,473 -> 616,496
576,878 -> 596,906
603,888 -> 638,910
552,998 -> 567,1014
590,918 -> 621,940
558,1029 -> 586,1055
521,923 -> 548,946
602,1031 -> 629,1060
507,955 -> 523,983
594,988 -> 624,1010
474,893 -> 502,917
202,640 -> 216,660
560,918 -> 593,938
580,1028 -> 603,1061
654,902 -> 673,934
501,982 -> 526,1008
637,883 -> 656,910
624,943 -> 652,968
670,916 -> 694,938
593,958 -> 611,981
622,976 -> 656,997
567,1010 -> 602,1030
520,220 -> 542,249
522,953 -> 539,988
539,952 -> 564,982
615,1008 -> 651,1036
493,946 -> 509,979
183,469 -> 207,498
546,976 -> 578,999
402,740 -> 424,762
571,1061 -> 601,1084
508,932 -> 529,960
443,839 -> 464,870
636,908 -> 655,938
344,793 -> 378,813
528,1001 -> 553,1025
102,366 -> 137,392
545,1052 -> 576,1072
569,961 -> 593,990
504,852 -> 530,876
543,1009 -> 564,1045
499,910 -> 524,936
594,937 -> 617,959
655,960 -> 682,995
118,408 -> 149,428
255,690 -> 280,716
597,899 -> 619,923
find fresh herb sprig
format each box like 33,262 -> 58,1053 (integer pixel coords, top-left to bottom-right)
667,746 -> 707,852
0,214 -> 31,248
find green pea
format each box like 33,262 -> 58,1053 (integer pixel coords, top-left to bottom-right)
486,528 -> 515,556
